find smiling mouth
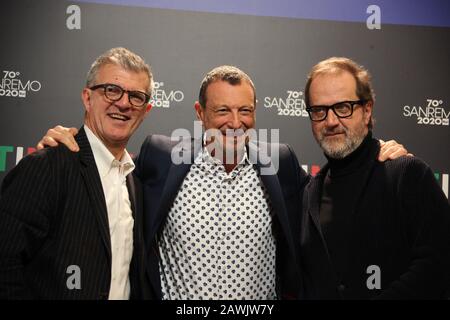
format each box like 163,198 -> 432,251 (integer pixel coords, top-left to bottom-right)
108,113 -> 130,121
221,129 -> 246,137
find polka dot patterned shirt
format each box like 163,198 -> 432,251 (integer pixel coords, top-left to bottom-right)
158,148 -> 277,300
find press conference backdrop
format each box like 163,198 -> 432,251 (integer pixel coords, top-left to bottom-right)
1,0 -> 449,200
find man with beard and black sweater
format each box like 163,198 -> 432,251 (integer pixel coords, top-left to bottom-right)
300,57 -> 450,299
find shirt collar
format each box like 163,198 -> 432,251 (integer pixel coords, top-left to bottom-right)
84,125 -> 135,178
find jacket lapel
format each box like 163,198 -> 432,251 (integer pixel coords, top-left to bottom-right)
127,174 -> 137,219
152,138 -> 199,239
251,141 -> 297,259
77,127 -> 112,262
307,166 -> 327,235
304,166 -> 342,294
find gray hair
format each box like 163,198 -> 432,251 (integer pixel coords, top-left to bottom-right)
86,47 -> 154,96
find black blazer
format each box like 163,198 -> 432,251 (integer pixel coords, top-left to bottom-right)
300,138 -> 450,299
0,127 -> 150,299
134,134 -> 310,299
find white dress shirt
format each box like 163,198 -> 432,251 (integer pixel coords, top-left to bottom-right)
84,125 -> 135,300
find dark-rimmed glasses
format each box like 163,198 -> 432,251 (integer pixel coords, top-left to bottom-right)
89,83 -> 150,108
306,100 -> 366,121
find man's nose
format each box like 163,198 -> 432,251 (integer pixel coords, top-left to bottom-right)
228,111 -> 242,129
324,108 -> 340,127
115,92 -> 132,109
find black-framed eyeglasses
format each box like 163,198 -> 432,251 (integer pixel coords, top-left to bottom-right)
89,83 -> 150,108
305,100 -> 366,122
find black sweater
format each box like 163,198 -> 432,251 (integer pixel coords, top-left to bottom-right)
319,133 -> 374,286
300,133 -> 450,299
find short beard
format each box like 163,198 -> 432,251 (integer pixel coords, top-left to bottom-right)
316,123 -> 367,159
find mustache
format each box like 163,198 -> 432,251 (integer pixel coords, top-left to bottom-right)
322,126 -> 347,135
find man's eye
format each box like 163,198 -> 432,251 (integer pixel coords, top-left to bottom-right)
335,104 -> 349,111
107,87 -> 121,94
130,93 -> 144,101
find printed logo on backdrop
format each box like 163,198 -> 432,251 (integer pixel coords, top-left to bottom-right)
0,70 -> 42,98
264,90 -> 309,118
151,81 -> 185,108
0,146 -> 36,173
403,98 -> 449,126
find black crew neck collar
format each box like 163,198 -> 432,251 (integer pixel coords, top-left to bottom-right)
326,131 -> 373,178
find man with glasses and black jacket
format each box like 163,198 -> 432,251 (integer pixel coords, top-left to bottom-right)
0,47 -> 153,299
300,57 -> 450,299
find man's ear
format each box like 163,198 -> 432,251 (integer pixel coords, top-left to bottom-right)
81,88 -> 91,112
194,101 -> 204,122
364,100 -> 373,125
141,103 -> 152,118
